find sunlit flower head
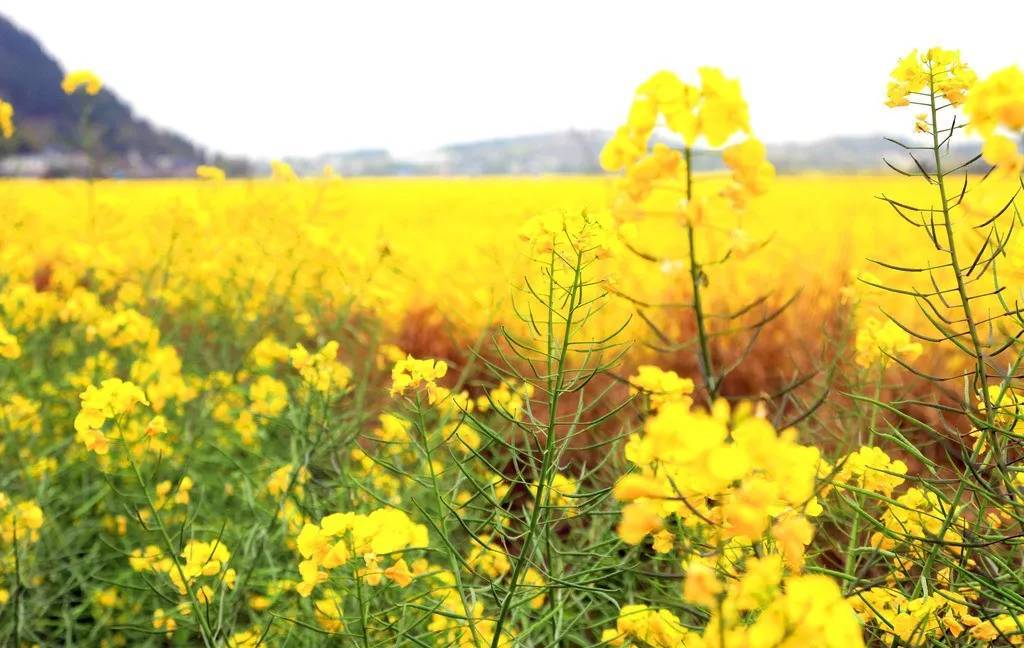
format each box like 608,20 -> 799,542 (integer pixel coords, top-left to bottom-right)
61,69 -> 103,96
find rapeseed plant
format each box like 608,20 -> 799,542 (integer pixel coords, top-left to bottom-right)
1,49 -> 1023,648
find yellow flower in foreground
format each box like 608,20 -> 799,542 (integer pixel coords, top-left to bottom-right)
616,501 -> 664,545
271,160 -> 297,180
723,137 -> 775,196
143,415 -> 167,438
518,209 -> 618,257
295,507 -> 428,597
152,608 -> 177,636
290,341 -> 352,394
981,134 -> 1024,178
834,446 -> 907,497
196,165 -> 226,181
965,65 -> 1024,136
682,558 -> 722,607
615,396 -> 820,548
697,66 -> 751,147
227,627 -> 262,648
390,355 -> 448,398
1,497 -> 44,545
854,317 -> 923,368
971,614 -> 1024,642
0,324 -> 21,359
853,587 -> 979,644
602,604 -> 690,647
980,384 -> 1023,430
383,558 -> 414,587
628,365 -> 695,411
886,48 -> 974,110
612,474 -> 667,501
770,515 -> 814,571
61,69 -> 103,95
0,99 -> 13,139
250,336 -> 290,368
74,379 -> 150,455
168,539 -> 232,595
249,375 -> 289,417
600,126 -> 646,172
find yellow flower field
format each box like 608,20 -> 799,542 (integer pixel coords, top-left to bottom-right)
0,48 -> 1023,647
0,173 -> 930,345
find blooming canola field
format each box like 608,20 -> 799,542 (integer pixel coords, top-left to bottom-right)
0,50 -> 1024,647
0,174 -> 919,337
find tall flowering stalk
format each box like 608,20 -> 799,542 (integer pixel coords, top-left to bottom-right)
600,69 -> 780,403
481,210 -> 629,645
62,69 -> 103,180
842,47 -> 1024,643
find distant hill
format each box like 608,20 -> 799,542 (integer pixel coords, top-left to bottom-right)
438,130 -> 606,174
0,14 -> 208,176
0,12 -> 989,179
286,131 -> 987,177
767,135 -> 984,174
285,132 -> 610,177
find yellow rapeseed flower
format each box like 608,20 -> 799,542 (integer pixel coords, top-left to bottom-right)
0,99 -> 13,139
61,69 -> 103,95
196,165 -> 227,181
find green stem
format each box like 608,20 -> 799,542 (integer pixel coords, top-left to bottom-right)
489,247 -> 582,647
11,519 -> 20,645
415,396 -> 484,647
927,69 -> 995,436
126,450 -> 216,646
843,372 -> 883,586
685,146 -> 716,400
913,66 -> 995,589
353,571 -> 372,648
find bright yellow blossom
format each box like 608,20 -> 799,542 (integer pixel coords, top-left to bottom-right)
61,69 -> 103,95
196,165 -> 226,180
0,99 -> 13,139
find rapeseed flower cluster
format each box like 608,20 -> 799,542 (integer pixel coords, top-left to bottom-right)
603,572 -> 863,647
601,68 -> 774,224
390,354 -> 448,398
290,340 -> 352,394
74,378 -> 150,455
0,494 -> 44,607
965,65 -> 1024,178
0,99 -> 13,139
628,364 -> 695,410
61,69 -> 103,95
294,508 -> 428,597
851,587 -> 985,645
885,48 -> 975,109
854,317 -> 924,368
614,400 -> 821,566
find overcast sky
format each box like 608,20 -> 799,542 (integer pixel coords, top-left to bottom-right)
4,1 -> 1022,158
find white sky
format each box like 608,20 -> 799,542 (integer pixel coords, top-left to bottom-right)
3,0 -> 1022,158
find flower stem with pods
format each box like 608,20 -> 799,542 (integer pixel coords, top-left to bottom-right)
125,450 -> 217,647
843,371 -> 884,585
489,246 -> 583,647
684,145 -> 719,402
874,49 -> 1024,614
413,394 -> 485,648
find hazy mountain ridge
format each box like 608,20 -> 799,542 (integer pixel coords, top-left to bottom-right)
0,13 -> 986,178
284,132 -> 985,177
0,14 -> 210,176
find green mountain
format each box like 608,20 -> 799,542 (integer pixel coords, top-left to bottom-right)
0,14 -> 205,175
